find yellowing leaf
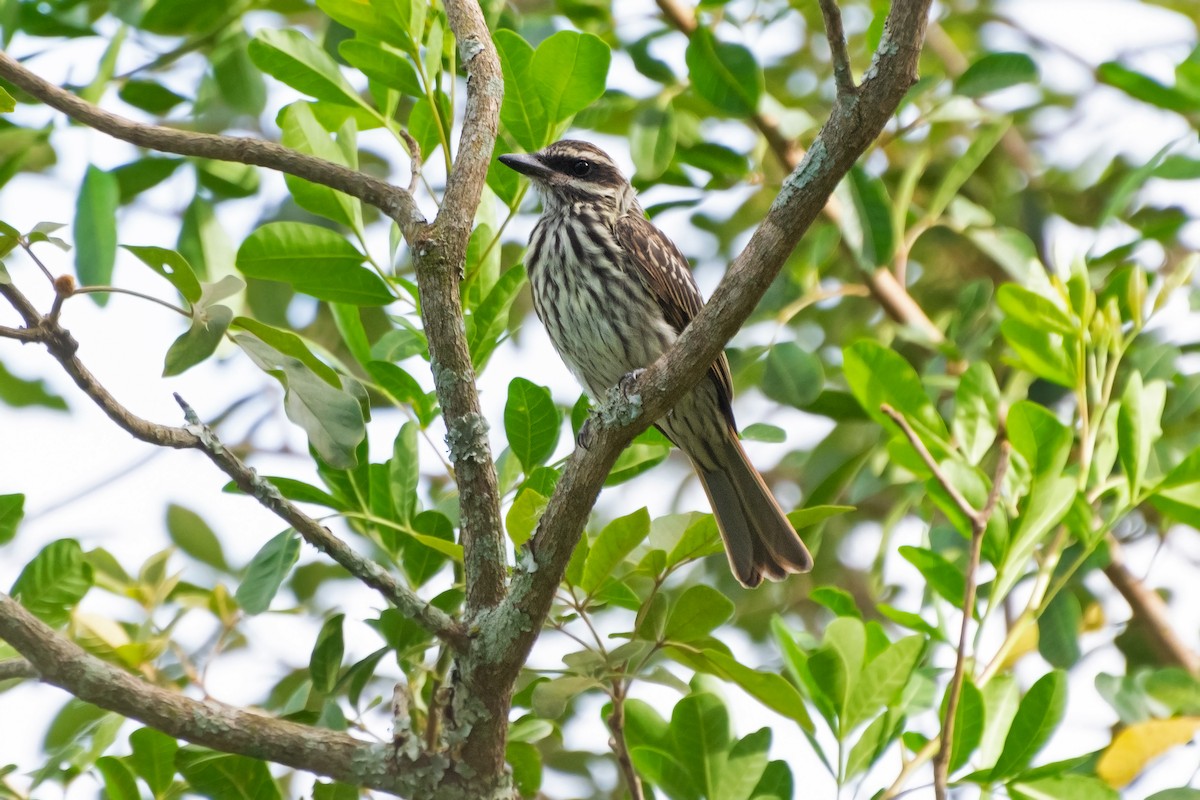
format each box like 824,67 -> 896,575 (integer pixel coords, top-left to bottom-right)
1097,717 -> 1200,787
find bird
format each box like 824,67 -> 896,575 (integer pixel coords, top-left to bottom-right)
499,140 -> 813,588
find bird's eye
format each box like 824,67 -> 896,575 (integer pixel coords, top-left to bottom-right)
571,160 -> 592,177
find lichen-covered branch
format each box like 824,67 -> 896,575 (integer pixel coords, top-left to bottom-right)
0,592 -> 473,798
0,51 -> 427,243
417,0 -> 508,618
818,0 -> 857,97
0,281 -> 467,651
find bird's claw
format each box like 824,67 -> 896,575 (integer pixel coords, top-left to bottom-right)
576,412 -> 598,450
618,368 -> 645,399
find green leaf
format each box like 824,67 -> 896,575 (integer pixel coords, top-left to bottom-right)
997,284 -> 1076,337
390,423 -> 419,524
581,507 -> 650,593
845,713 -> 888,779
236,222 -> 392,306
0,86 -> 15,113
899,546 -> 964,607
118,79 -> 187,114
665,585 -> 735,642
495,30 -> 549,151
506,740 -> 542,797
531,31 -> 611,124
1098,61 -> 1195,113
163,299 -> 233,377
685,27 -> 763,115
741,423 -> 786,443
844,635 -> 924,731
316,0 -> 416,52
0,493 -> 25,545
74,165 -> 119,301
848,166 -> 894,266
11,539 -> 93,628
1038,592 -> 1082,669
236,333 -> 365,468
0,362 -> 69,412
844,340 -> 948,445
123,245 -> 202,303
278,103 -> 363,231
235,530 -> 301,615
129,728 -> 178,796
467,264 -> 526,370
506,489 -> 548,547
112,157 -> 184,204
1118,373 -> 1166,500
682,648 -> 814,732
671,692 -> 731,798
956,53 -> 1039,97
978,675 -> 1020,769
953,362 -> 1000,465
810,616 -> 865,733
631,104 -> 677,179
948,678 -> 984,773
1009,775 -> 1120,800
990,670 -> 1067,781
309,613 -> 345,694
175,748 -> 281,800
1000,318 -> 1077,387
249,28 -> 366,108
95,756 -> 140,800
339,40 -> 423,96
718,727 -> 771,800
366,360 -> 437,427
504,377 -> 561,471
762,342 -> 823,408
1007,401 -> 1072,480
165,504 -> 230,572
927,119 -> 1010,221
403,510 -> 458,584
232,318 -> 340,386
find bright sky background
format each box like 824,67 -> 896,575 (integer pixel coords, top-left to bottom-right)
2,0 -> 1200,797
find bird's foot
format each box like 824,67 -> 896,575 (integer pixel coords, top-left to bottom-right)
596,369 -> 645,429
577,410 -> 598,450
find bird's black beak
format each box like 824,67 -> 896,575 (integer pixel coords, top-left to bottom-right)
499,152 -> 553,181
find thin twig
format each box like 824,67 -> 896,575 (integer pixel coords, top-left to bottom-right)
0,279 -> 467,651
933,442 -> 1010,799
0,658 -> 38,681
397,128 -> 423,196
1104,534 -> 1200,676
606,679 -> 645,800
880,404 -> 974,519
0,51 -> 427,242
818,0 -> 858,96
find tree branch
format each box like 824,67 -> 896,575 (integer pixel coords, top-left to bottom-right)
0,657 -> 37,681
0,51 -> 428,243
489,0 -> 934,710
818,0 -> 857,97
0,592 -> 472,798
653,0 -> 942,343
0,281 -> 468,651
1104,534 -> 1200,676
418,0 -> 508,618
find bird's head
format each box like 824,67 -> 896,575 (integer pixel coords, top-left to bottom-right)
499,140 -> 633,215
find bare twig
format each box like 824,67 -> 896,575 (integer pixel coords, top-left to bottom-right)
607,681 -> 645,800
0,281 -> 467,651
1104,534 -> 1200,676
0,658 -> 37,681
818,0 -> 857,97
880,403 -> 974,518
934,443 -> 1010,799
0,592 -> 459,796
0,51 -> 428,243
398,129 -> 424,196
881,404 -> 1017,798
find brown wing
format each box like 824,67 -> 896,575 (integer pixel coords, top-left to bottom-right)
614,211 -> 736,422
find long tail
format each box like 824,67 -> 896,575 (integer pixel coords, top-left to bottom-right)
694,429 -> 813,588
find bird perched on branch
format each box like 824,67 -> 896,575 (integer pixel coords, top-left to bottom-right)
500,140 -> 812,587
